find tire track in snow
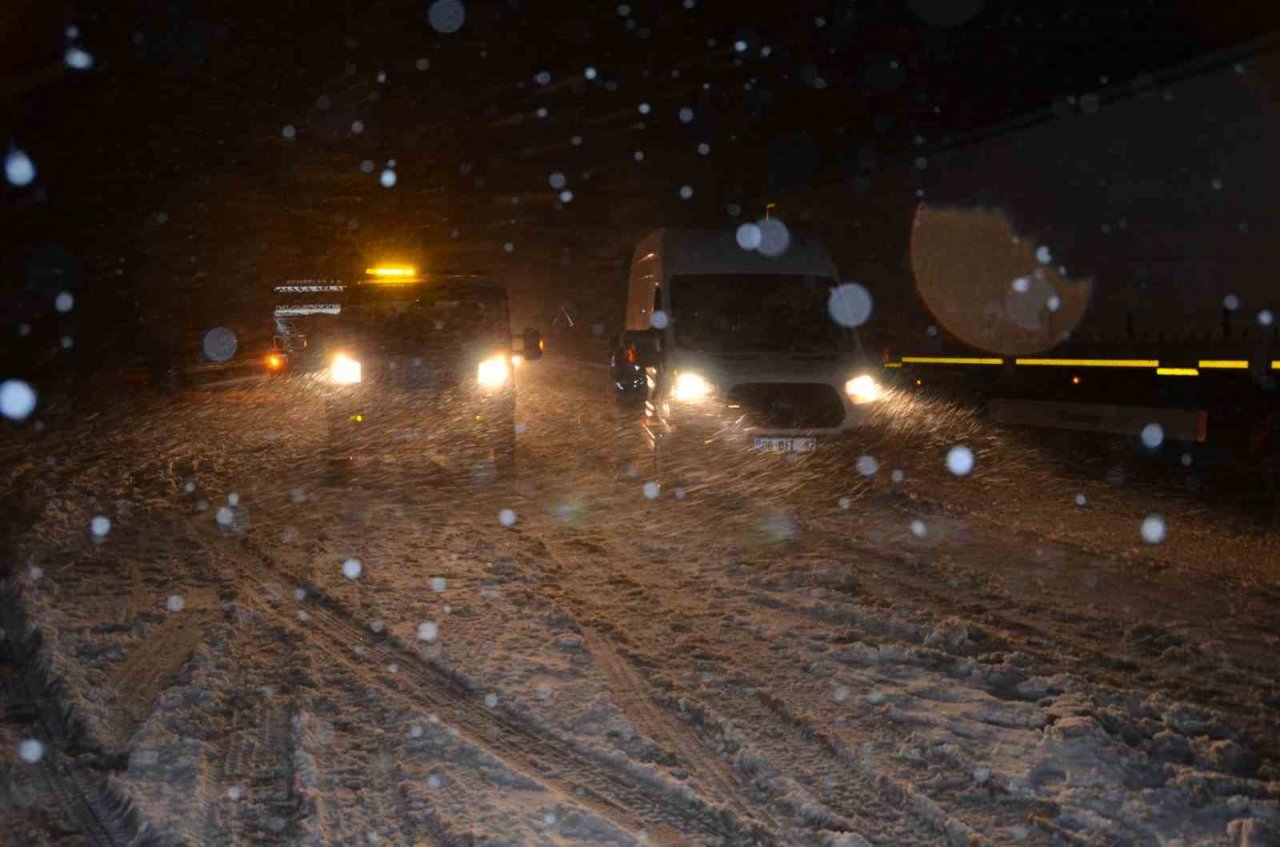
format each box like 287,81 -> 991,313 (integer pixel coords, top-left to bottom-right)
799,511 -> 1280,765
522,528 -> 986,845
101,610 -> 216,751
216,533 -> 766,846
204,620 -> 305,846
0,577 -> 163,847
292,653 -> 483,847
34,402 -> 749,844
580,626 -> 772,830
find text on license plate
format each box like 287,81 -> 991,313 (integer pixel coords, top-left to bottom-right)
754,437 -> 817,453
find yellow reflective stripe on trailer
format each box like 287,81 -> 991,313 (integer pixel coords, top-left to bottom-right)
900,356 -> 1004,365
1014,358 -> 1158,368
894,357 -> 1266,372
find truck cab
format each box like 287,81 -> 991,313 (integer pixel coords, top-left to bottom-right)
320,266 -> 541,477
610,227 -> 882,474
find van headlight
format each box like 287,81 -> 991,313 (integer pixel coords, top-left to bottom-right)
673,371 -> 716,402
844,374 -> 882,404
330,352 -> 362,384
477,354 -> 511,389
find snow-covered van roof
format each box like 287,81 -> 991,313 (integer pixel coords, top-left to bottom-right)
633,227 -> 837,278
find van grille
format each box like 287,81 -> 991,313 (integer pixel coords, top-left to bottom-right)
724,383 -> 846,429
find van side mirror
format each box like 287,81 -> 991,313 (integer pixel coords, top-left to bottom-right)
521,327 -> 544,360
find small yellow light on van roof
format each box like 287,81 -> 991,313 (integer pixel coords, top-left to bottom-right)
366,265 -> 417,278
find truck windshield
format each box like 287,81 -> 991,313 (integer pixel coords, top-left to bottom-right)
339,287 -> 508,353
669,273 -> 855,353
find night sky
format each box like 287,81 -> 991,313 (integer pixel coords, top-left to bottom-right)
3,0 -> 1279,363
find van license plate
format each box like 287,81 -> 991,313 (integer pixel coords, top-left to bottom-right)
754,437 -> 817,453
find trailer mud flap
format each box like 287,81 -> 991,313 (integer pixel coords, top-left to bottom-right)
986,399 -> 1207,442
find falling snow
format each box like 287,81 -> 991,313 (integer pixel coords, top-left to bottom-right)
4,149 -> 36,186
946,445 -> 975,476
756,218 -> 790,256
65,47 -> 93,70
18,738 -> 44,764
827,283 -> 873,328
1141,514 -> 1167,544
202,327 -> 238,362
427,0 -> 466,34
0,379 -> 37,421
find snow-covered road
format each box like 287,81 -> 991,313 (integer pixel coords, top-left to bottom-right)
3,357 -> 1279,846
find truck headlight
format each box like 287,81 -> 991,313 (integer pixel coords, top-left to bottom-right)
477,354 -> 511,389
330,352 -> 362,385
673,372 -> 715,402
844,374 -> 882,404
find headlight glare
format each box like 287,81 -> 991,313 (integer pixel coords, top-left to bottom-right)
477,354 -> 511,389
845,374 -> 882,404
330,352 -> 362,384
673,372 -> 715,402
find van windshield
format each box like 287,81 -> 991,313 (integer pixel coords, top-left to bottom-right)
668,273 -> 855,353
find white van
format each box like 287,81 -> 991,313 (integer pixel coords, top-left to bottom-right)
611,226 -> 883,461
